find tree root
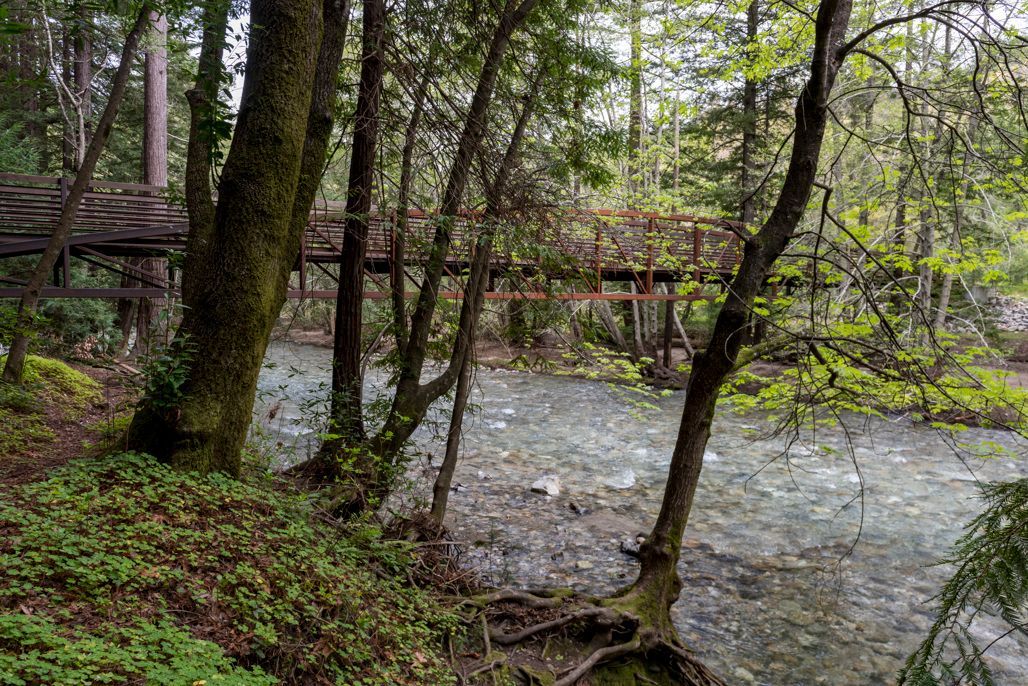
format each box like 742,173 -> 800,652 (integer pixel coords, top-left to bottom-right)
553,635 -> 641,686
468,587 -> 571,609
460,588 -> 726,686
489,607 -> 612,645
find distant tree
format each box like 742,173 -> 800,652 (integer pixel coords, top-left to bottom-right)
3,1 -> 152,384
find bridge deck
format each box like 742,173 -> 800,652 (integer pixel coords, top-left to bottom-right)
0,173 -> 743,300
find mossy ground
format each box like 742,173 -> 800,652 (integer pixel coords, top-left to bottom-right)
0,452 -> 460,685
0,355 -> 101,458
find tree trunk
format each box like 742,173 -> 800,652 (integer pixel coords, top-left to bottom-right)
131,10 -> 170,357
323,0 -> 386,453
596,299 -> 630,353
430,70 -> 543,522
370,0 -> 541,459
126,0 -> 326,474
670,292 -> 695,359
627,0 -> 643,203
392,73 -> 430,350
617,0 -> 853,631
431,310 -> 476,524
672,93 -> 680,208
3,4 -> 152,384
662,296 -> 674,369
740,0 -> 759,224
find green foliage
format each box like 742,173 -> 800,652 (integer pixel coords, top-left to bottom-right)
899,479 -> 1028,685
0,614 -> 271,686
0,453 -> 458,686
559,342 -> 672,419
17,355 -> 100,408
0,265 -> 122,357
137,337 -> 195,414
0,112 -> 40,173
721,334 -> 1028,435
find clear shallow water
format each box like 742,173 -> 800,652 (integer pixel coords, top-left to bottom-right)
255,341 -> 1028,685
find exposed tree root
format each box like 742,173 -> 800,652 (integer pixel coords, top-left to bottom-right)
489,607 -> 612,645
459,588 -> 726,686
554,635 -> 641,686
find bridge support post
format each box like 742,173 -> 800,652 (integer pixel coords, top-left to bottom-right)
645,216 -> 655,294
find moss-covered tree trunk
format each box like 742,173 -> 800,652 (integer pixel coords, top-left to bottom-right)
127,0 -> 326,474
615,0 -> 853,634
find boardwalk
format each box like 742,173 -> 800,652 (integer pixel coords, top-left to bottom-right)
0,173 -> 743,300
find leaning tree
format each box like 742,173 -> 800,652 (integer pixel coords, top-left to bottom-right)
463,0 -> 1028,683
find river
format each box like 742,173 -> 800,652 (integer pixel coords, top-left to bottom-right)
255,340 -> 1028,685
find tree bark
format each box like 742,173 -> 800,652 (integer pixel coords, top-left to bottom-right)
740,0 -> 759,224
3,4 -> 152,384
619,0 -> 854,630
430,72 -> 542,522
371,0 -> 541,458
627,0 -> 643,203
324,0 -> 386,450
132,10 -> 170,357
126,0 -> 325,474
391,73 -> 430,351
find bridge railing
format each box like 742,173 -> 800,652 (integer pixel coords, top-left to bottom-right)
0,172 -> 744,299
0,173 -> 188,239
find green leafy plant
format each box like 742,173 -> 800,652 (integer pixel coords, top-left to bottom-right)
138,337 -> 195,415
0,453 -> 459,685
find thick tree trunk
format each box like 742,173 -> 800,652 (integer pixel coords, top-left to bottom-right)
627,0 -> 643,203
126,0 -> 325,474
618,0 -> 853,630
3,4 -> 151,384
131,11 -> 170,357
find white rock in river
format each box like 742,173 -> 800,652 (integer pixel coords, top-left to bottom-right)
704,450 -> 720,462
530,475 -> 561,496
604,468 -> 636,489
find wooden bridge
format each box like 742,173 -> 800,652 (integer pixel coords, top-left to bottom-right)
0,173 -> 743,301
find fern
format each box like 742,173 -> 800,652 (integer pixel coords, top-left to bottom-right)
900,479 -> 1028,685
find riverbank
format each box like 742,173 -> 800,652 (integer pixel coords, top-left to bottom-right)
2,357 -> 677,686
0,359 -> 467,685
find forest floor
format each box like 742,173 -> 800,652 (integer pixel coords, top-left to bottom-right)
0,355 -> 678,686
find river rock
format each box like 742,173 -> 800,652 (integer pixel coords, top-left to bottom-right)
733,667 -> 756,684
530,475 -> 561,496
604,468 -> 636,489
619,535 -> 645,558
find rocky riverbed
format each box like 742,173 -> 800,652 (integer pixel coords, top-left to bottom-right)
255,341 -> 1028,686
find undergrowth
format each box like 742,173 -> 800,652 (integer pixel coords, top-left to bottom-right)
0,452 -> 459,685
0,355 -> 100,455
